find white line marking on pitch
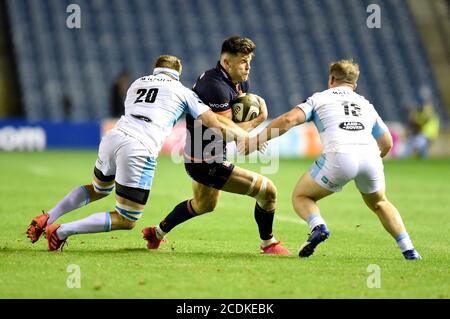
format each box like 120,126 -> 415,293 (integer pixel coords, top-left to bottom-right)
27,165 -> 53,176
275,215 -> 306,224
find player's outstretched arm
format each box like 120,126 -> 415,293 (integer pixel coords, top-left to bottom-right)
376,131 -> 393,158
241,107 -> 306,155
199,110 -> 249,142
236,94 -> 268,131
258,107 -> 305,142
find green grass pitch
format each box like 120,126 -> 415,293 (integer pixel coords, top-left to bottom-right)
0,151 -> 449,298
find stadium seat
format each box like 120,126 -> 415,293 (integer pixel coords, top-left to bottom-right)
5,0 -> 447,122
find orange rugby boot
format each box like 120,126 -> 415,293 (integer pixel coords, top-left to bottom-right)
26,211 -> 49,243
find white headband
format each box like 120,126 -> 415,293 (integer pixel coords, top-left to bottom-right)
153,67 -> 180,81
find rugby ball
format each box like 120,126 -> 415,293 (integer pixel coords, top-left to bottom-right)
230,93 -> 260,123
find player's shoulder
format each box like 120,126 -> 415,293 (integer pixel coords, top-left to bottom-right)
304,88 -> 330,105
196,70 -> 226,91
195,76 -> 230,102
172,82 -> 197,100
352,91 -> 374,108
127,77 -> 143,89
129,75 -> 162,90
317,87 -> 370,103
132,75 -> 152,84
356,92 -> 371,104
199,66 -> 222,80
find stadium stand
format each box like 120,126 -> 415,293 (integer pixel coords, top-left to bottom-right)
5,0 -> 448,122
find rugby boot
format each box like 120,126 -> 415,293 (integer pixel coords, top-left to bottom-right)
402,249 -> 422,260
45,223 -> 66,251
142,226 -> 166,249
261,240 -> 291,255
298,224 -> 330,257
26,211 -> 49,243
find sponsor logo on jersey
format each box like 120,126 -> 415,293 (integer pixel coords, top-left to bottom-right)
209,102 -> 229,109
339,121 -> 365,131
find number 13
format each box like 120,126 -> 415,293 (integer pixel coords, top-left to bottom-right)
342,102 -> 361,117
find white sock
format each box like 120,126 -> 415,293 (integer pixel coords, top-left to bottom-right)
56,212 -> 111,240
262,236 -> 277,248
48,186 -> 90,224
395,232 -> 414,252
155,225 -> 166,240
307,213 -> 326,231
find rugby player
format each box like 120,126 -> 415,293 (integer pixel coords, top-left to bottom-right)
143,36 -> 290,255
244,60 -> 421,260
26,55 -> 248,251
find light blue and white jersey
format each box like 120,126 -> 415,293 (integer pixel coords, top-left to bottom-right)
116,72 -> 209,156
296,86 -> 388,153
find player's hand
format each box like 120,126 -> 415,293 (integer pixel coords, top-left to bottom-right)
258,141 -> 268,154
238,135 -> 264,155
250,94 -> 268,127
237,136 -> 251,155
252,94 -> 266,108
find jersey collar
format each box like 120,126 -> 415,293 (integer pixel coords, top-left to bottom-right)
153,67 -> 180,81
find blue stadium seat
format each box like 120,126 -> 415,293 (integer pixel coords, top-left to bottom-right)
5,0 -> 447,122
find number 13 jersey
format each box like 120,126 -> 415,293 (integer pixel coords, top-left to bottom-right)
296,86 -> 388,154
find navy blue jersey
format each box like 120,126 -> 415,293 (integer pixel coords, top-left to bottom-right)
184,62 -> 249,163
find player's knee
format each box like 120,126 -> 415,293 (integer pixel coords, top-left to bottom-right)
367,197 -> 388,212
91,180 -> 114,197
291,193 -> 309,210
262,180 -> 277,203
291,192 -> 298,208
110,211 -> 137,230
115,201 -> 143,227
84,184 -> 109,201
194,199 -> 217,214
254,178 -> 277,209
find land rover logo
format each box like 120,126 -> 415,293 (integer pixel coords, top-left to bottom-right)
339,121 -> 365,131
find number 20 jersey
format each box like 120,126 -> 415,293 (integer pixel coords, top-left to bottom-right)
296,86 -> 389,154
115,74 -> 209,157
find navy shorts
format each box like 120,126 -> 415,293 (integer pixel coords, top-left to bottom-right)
184,161 -> 235,190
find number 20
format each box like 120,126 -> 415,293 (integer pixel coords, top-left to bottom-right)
134,88 -> 159,104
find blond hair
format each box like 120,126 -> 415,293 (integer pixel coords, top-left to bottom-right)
154,55 -> 182,74
329,59 -> 360,85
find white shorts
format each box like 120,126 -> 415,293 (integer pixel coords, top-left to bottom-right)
95,128 -> 157,191
309,152 -> 385,194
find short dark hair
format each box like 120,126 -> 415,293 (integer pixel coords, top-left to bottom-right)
154,55 -> 182,73
221,36 -> 256,56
